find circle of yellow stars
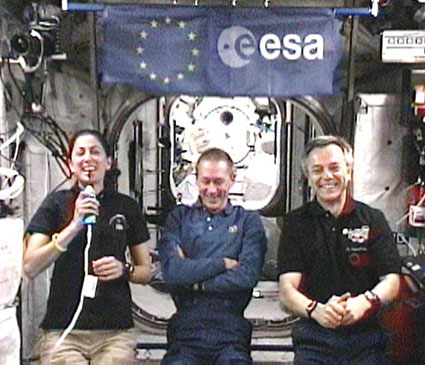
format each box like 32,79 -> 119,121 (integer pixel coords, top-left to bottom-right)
135,17 -> 200,85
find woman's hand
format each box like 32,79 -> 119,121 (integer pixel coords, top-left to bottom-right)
92,256 -> 124,281
72,191 -> 99,226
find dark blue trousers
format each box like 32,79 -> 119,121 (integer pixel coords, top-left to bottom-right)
162,344 -> 251,364
162,300 -> 252,364
292,320 -> 388,364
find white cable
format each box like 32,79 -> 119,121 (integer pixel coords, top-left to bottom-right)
45,152 -> 50,195
0,167 -> 25,200
51,225 -> 93,355
416,192 -> 425,207
395,211 -> 409,228
397,233 -> 417,256
11,127 -> 20,166
0,122 -> 24,153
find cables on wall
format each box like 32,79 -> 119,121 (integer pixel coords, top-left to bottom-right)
1,58 -> 71,179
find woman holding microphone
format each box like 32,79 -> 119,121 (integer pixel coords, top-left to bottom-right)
24,129 -> 152,364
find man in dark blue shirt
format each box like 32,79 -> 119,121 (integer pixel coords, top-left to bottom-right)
159,148 -> 267,364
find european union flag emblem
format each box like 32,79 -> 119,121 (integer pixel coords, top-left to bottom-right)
100,6 -> 211,95
100,6 -> 344,97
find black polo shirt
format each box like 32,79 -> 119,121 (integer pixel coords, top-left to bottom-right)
278,199 -> 401,304
26,185 -> 150,330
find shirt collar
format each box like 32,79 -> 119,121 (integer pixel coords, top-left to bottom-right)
193,199 -> 233,216
71,183 -> 111,201
311,199 -> 327,216
71,183 -> 80,194
311,196 -> 356,217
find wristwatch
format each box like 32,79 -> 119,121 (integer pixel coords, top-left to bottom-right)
364,290 -> 381,310
124,262 -> 135,281
306,300 -> 318,318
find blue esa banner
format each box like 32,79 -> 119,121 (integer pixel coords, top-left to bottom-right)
99,6 -> 344,97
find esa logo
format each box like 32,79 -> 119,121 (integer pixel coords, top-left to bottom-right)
217,26 -> 324,68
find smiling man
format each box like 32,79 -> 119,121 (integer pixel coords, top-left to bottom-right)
159,148 -> 267,364
278,135 -> 401,363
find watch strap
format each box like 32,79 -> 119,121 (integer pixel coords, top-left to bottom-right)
364,290 -> 381,310
306,300 -> 318,318
124,262 -> 135,281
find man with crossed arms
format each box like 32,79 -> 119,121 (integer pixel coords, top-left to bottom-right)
159,148 -> 267,363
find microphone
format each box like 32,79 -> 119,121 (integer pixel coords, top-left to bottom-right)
81,185 -> 97,226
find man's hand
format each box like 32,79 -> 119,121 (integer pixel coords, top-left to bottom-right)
340,294 -> 373,326
223,258 -> 239,269
175,245 -> 185,259
312,293 -> 350,328
92,256 -> 124,281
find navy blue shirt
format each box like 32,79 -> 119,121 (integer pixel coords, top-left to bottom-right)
159,202 -> 267,306
159,202 -> 267,348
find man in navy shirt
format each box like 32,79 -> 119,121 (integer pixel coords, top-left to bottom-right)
159,147 -> 267,364
278,135 -> 401,363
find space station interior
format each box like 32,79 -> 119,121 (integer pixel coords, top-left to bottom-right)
2,0 -> 425,363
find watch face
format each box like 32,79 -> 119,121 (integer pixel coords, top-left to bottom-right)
124,263 -> 134,279
365,291 -> 380,305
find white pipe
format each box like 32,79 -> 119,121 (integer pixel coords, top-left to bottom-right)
0,63 -> 7,169
0,122 -> 24,153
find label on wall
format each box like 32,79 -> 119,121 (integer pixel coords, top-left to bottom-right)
382,30 -> 425,63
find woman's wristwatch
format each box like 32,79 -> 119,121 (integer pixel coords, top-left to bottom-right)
123,262 -> 135,281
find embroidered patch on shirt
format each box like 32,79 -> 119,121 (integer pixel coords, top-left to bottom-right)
109,214 -> 128,231
228,225 -> 238,233
347,252 -> 372,267
342,225 -> 370,243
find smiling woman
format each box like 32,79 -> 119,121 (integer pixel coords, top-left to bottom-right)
23,129 -> 152,364
68,130 -> 113,192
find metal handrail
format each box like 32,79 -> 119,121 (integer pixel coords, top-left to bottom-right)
136,342 -> 294,352
62,1 -> 379,17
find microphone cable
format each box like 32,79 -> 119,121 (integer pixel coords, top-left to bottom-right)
49,224 -> 94,358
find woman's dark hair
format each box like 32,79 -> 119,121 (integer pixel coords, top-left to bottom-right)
68,129 -> 112,160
